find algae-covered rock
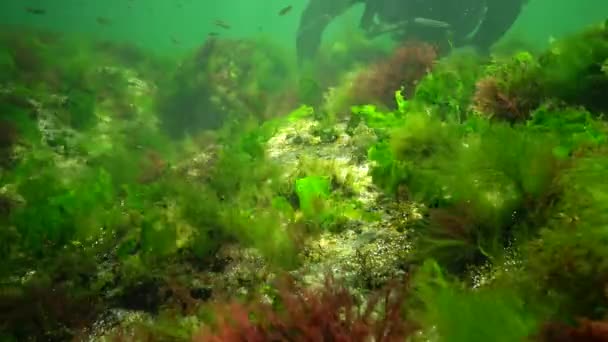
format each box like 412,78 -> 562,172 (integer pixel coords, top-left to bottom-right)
260,108 -> 418,291
298,224 -> 412,291
157,38 -> 296,138
538,20 -> 608,113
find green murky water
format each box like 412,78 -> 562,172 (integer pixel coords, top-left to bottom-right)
1,0 -> 607,55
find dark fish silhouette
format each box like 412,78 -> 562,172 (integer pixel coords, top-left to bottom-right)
208,32 -> 219,37
279,5 -> 293,16
214,20 -> 231,29
96,17 -> 112,26
25,7 -> 46,15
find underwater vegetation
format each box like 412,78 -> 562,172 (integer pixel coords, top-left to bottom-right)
195,276 -> 415,341
351,42 -> 438,108
321,41 -> 438,117
0,18 -> 608,342
157,37 -> 298,138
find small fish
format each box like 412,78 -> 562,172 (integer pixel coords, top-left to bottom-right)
214,20 -> 231,29
278,5 -> 292,16
208,32 -> 219,37
412,17 -> 451,29
96,16 -> 112,26
25,7 -> 46,15
171,37 -> 180,45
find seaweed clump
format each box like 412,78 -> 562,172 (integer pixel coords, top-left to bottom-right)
195,276 -> 415,341
351,41 -> 437,108
472,20 -> 608,122
322,41 -> 437,117
389,114 -> 561,271
157,37 -> 296,138
472,51 -> 543,122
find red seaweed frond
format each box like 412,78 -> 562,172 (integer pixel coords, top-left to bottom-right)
472,77 -> 526,122
194,275 -> 417,342
352,41 -> 437,108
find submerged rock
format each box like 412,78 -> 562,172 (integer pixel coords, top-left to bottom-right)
264,113 -> 417,291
